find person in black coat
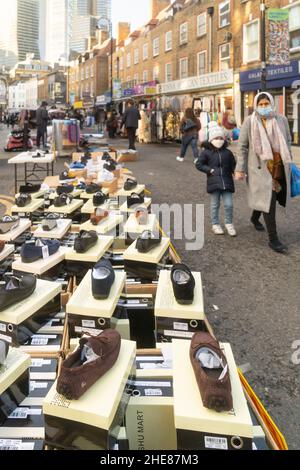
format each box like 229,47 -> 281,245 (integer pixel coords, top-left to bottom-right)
196,123 -> 237,237
121,100 -> 141,150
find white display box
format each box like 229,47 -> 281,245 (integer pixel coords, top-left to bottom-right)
119,198 -> 151,214
0,245 -> 14,262
124,214 -> 158,237
46,199 -> 83,215
0,219 -> 31,242
65,236 -> 114,263
81,199 -> 113,215
12,247 -> 70,275
34,219 -> 72,240
49,188 -> 83,200
116,185 -> 145,197
79,214 -> 124,235
80,188 -> 109,200
124,238 -> 170,264
0,348 -> 31,397
11,199 -> 44,214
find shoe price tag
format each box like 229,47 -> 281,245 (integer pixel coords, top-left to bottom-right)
164,330 -> 194,339
31,358 -> 51,367
8,408 -> 29,419
82,320 -> 96,328
31,338 -> 48,346
30,381 -> 48,391
0,440 -> 35,451
173,322 -> 188,332
145,388 -> 163,397
139,363 -> 160,370
204,436 -> 228,450
0,323 -> 6,332
42,245 -> 50,259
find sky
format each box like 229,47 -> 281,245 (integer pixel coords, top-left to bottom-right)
112,0 -> 150,34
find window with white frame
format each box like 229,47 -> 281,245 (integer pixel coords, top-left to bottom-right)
134,73 -> 139,83
180,58 -> 188,79
197,51 -> 207,75
134,48 -> 139,64
180,23 -> 188,45
289,3 -> 300,50
197,13 -> 207,37
165,63 -> 172,82
143,43 -> 148,60
219,43 -> 230,70
127,53 -> 131,68
119,57 -> 124,71
165,31 -> 172,51
153,37 -> 159,57
90,82 -> 94,96
243,20 -> 259,63
143,70 -> 148,82
153,65 -> 159,81
219,1 -> 230,28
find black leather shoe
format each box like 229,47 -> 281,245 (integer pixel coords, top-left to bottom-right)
92,259 -> 115,300
41,214 -> 60,231
104,161 -> 116,172
251,217 -> 265,232
124,178 -> 138,191
74,230 -> 98,254
54,194 -> 73,207
86,183 -> 102,194
0,274 -> 37,311
128,193 -> 145,208
57,185 -> 74,195
15,193 -> 32,208
136,231 -> 162,253
269,239 -> 288,254
171,264 -> 195,305
19,183 -> 41,194
93,192 -> 108,207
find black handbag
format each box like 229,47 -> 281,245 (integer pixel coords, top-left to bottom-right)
183,119 -> 197,132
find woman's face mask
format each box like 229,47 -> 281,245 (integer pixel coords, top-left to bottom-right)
211,139 -> 224,149
257,105 -> 273,118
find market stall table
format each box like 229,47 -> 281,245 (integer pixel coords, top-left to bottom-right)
8,152 -> 55,193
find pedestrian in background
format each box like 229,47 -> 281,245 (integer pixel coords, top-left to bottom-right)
121,100 -> 141,150
36,101 -> 49,149
196,123 -> 237,237
236,92 -> 292,254
106,111 -> 118,139
177,108 -> 201,163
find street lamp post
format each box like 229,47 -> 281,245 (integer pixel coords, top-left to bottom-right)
97,17 -> 113,108
260,0 -> 267,91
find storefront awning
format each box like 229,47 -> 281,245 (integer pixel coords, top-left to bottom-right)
240,61 -> 300,92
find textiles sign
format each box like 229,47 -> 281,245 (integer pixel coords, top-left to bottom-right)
158,70 -> 234,94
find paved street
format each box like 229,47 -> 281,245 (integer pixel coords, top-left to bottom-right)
0,125 -> 300,449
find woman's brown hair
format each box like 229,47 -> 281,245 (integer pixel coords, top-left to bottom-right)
184,107 -> 197,122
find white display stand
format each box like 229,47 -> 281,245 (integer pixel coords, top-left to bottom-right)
124,214 -> 158,236
8,152 -> 55,165
15,190 -> 46,199
81,199 -> 113,215
116,184 -> 145,197
66,270 -> 126,318
46,199 -> 83,214
0,219 -> 31,242
11,199 -> 44,214
0,280 -> 62,325
80,188 -> 109,200
34,219 -> 72,240
80,214 -> 124,235
0,349 -> 31,396
12,247 -> 70,275
173,340 -> 253,447
49,188 -> 83,200
155,270 -> 204,320
65,236 -> 114,263
124,238 -> 170,264
0,245 -> 14,262
119,198 -> 151,214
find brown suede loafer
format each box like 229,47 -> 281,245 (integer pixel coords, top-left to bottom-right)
57,330 -> 121,400
190,332 -> 233,413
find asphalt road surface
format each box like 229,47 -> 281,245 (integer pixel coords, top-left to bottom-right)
0,126 -> 299,450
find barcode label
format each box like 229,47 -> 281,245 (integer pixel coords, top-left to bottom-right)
163,330 -> 194,339
82,320 -> 95,328
139,363 -> 160,370
0,323 -> 6,332
31,338 -> 48,346
32,335 -> 57,339
30,381 -> 48,391
8,408 -> 28,419
205,436 -> 228,450
31,359 -> 51,368
0,440 -> 35,451
173,322 -> 188,331
134,381 -> 171,388
145,388 -> 163,397
136,356 -> 163,362
75,327 -> 102,336
42,246 -> 50,259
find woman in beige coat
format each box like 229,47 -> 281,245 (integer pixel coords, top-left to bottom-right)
236,92 -> 292,254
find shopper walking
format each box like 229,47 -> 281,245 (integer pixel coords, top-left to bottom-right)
177,108 -> 201,163
121,100 -> 141,150
36,101 -> 49,149
106,112 -> 118,139
236,92 -> 292,254
196,123 -> 237,236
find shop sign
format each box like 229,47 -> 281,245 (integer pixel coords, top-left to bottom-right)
113,79 -> 122,100
158,70 -> 233,94
123,88 -> 135,97
74,101 -> 83,109
144,87 -> 156,96
240,61 -> 300,91
69,92 -> 75,105
96,94 -> 111,105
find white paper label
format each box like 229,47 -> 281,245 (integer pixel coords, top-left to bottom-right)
0,323 -> 6,332
82,320 -> 96,328
0,333 -> 12,343
145,388 -> 163,397
75,327 -> 102,336
173,322 -> 188,331
205,436 -> 228,450
27,408 -> 42,416
0,440 -> 35,451
127,300 -> 141,305
31,338 -> 48,346
163,330 -> 194,339
134,381 -> 172,388
31,359 -> 52,368
30,381 -> 48,391
8,408 -> 28,419
42,245 -> 50,259
136,356 -> 163,362
139,363 -> 159,370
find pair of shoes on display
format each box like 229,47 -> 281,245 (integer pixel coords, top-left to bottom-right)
54,194 -> 73,208
135,207 -> 148,225
86,183 -> 102,194
41,214 -> 60,232
0,215 -> 20,234
104,161 -> 117,172
136,230 -> 162,253
92,259 -> 115,300
98,169 -> 115,183
70,162 -> 86,170
128,193 -> 145,209
93,192 -> 108,207
21,239 -> 60,263
19,183 -> 41,194
57,329 -> 121,401
212,225 -> 237,237
190,332 -> 233,413
57,185 -> 74,196
124,178 -> 138,191
171,264 -> 195,305
0,274 -> 37,311
74,231 -> 98,254
90,209 -> 109,226
15,193 -> 32,208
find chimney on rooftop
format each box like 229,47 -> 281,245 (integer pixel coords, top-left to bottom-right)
150,0 -> 170,19
117,22 -> 131,44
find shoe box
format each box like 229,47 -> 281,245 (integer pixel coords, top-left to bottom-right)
119,294 -> 156,349
172,339 -> 253,451
114,427 -> 129,451
43,340 -> 136,450
0,438 -> 44,450
135,343 -> 173,378
125,373 -> 177,451
123,238 -> 170,282
19,334 -> 63,355
0,280 -> 62,347
0,349 -> 31,425
155,270 -> 207,343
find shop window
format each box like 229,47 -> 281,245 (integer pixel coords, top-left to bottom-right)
180,58 -> 188,79
134,48 -> 139,64
243,20 -> 259,63
153,66 -> 159,81
219,43 -> 230,71
165,63 -> 172,82
143,44 -> 148,61
134,74 -> 139,83
180,23 -> 188,45
197,51 -> 207,76
289,4 -> 300,50
197,13 -> 207,37
219,0 -> 230,28
153,38 -> 159,57
127,53 -> 131,68
165,31 -> 172,51
143,70 -> 148,82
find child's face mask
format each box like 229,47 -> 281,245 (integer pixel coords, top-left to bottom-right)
211,139 -> 224,149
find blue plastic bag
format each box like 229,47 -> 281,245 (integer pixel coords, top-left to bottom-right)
291,163 -> 300,198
